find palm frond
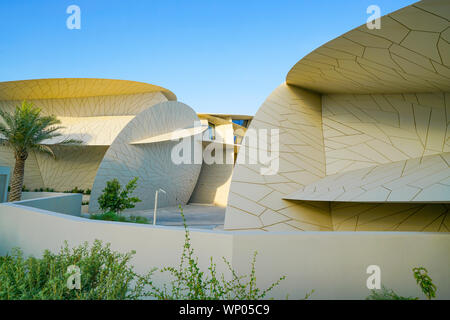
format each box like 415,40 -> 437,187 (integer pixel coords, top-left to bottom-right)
0,100 -> 82,157
34,144 -> 56,158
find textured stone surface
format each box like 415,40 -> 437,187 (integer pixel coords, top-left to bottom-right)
286,1 -> 450,93
322,93 -> 450,174
0,78 -> 176,101
285,153 -> 450,203
89,101 -> 203,212
224,84 -> 332,231
0,78 -> 173,191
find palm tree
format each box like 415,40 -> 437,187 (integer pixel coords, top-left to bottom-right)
0,100 -> 80,201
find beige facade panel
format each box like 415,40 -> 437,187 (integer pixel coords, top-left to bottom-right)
331,202 -> 449,232
0,146 -> 43,190
131,125 -> 208,145
190,117 -> 244,207
322,92 -> 450,174
0,91 -> 169,117
224,84 -> 331,231
89,101 -> 203,212
0,78 -> 172,192
285,152 -> 450,203
35,146 -> 108,191
0,78 -> 176,101
189,161 -> 234,207
286,1 -> 450,93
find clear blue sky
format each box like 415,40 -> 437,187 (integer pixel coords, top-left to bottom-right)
0,0 -> 416,115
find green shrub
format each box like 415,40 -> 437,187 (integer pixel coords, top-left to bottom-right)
367,266 -> 437,300
413,267 -> 437,300
97,177 -> 141,214
63,187 -> 84,194
367,285 -> 417,300
135,206 -> 288,300
0,240 -> 141,300
1,207 -> 289,300
89,211 -> 149,224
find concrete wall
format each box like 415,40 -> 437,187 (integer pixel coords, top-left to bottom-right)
0,203 -> 233,280
190,120 -> 235,207
232,231 -> 450,299
9,193 -> 82,216
224,84 -> 331,231
21,192 -> 70,200
0,201 -> 449,299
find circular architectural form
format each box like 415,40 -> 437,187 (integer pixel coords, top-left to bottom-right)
225,0 -> 450,232
286,1 -> 450,94
89,101 -> 203,212
0,78 -> 176,191
0,78 -> 176,101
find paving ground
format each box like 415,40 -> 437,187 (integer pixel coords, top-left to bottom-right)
85,204 -> 226,230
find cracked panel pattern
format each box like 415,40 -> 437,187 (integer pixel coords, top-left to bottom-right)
89,101 -> 203,213
0,79 -> 171,191
322,92 -> 450,174
331,202 -> 450,232
0,91 -> 168,117
224,84 -> 333,231
0,78 -> 176,101
35,146 -> 108,191
0,146 -> 43,190
286,0 -> 450,94
225,0 -> 450,232
285,152 -> 450,202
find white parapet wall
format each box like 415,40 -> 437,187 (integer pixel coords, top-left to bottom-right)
10,193 -> 82,216
0,201 -> 449,299
231,232 -> 450,299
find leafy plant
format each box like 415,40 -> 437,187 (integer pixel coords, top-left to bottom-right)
0,240 -> 141,300
90,211 -> 148,224
0,101 -> 80,201
1,207 -> 290,300
367,285 -> 417,300
367,266 -> 437,300
97,177 -> 141,214
135,206 -> 288,300
413,267 -> 436,300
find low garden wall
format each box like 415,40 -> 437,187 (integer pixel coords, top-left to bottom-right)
0,199 -> 449,299
13,193 -> 82,216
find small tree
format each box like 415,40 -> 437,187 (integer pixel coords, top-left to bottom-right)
97,177 -> 141,214
0,101 -> 80,201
